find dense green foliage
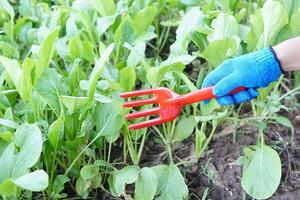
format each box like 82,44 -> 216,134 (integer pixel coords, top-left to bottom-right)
0,0 -> 299,199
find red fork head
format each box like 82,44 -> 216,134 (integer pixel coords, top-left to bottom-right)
120,87 -> 182,130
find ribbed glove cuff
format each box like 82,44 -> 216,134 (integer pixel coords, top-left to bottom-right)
269,46 -> 284,73
251,47 -> 283,83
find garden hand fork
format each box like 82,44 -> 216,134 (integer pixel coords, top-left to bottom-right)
120,86 -> 245,130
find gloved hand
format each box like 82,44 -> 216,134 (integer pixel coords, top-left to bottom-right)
201,47 -> 283,105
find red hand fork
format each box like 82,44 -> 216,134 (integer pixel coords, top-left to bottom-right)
120,86 -> 246,130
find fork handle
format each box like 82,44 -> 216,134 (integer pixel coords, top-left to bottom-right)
172,86 -> 247,105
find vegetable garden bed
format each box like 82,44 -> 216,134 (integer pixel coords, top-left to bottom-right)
0,0 -> 300,199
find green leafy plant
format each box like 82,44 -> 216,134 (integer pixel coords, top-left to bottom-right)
0,123 -> 48,199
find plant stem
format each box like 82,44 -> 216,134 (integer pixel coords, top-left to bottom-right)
197,120 -> 217,157
137,129 -> 147,164
279,85 -> 300,101
107,142 -> 112,163
166,142 -> 173,164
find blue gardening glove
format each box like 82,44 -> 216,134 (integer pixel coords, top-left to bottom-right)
202,47 -> 283,106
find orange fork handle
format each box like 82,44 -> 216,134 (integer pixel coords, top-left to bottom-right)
171,86 -> 247,105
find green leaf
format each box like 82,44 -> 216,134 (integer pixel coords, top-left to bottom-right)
60,96 -> 90,113
175,7 -> 205,42
256,0 -> 288,48
0,0 -> 14,19
80,165 -> 99,180
274,116 -> 293,128
36,27 -> 60,79
0,56 -> 22,95
190,30 -> 207,52
278,0 -> 300,17
114,18 -> 135,47
146,54 -> 196,86
152,164 -> 188,200
94,94 -> 113,103
220,0 -> 238,10
119,66 -> 136,91
161,54 -> 196,67
53,175 -> 70,194
13,170 -> 48,192
241,146 -> 281,199
68,35 -> 83,60
0,131 -> 13,143
136,0 -> 152,9
127,42 -> 146,67
290,8 -> 300,36
135,167 -> 158,200
94,160 -> 115,169
105,131 -> 120,143
208,13 -> 239,42
96,15 -> 116,36
170,7 -> 205,56
173,117 -> 195,143
57,7 -> 95,41
134,32 -> 157,44
13,124 -> 43,177
274,116 -> 294,137
89,0 -> 116,17
0,123 -> 45,185
108,175 -> 117,196
146,67 -> 160,86
114,166 -> 140,196
130,6 -> 157,36
0,144 -> 15,183
87,43 -> 114,99
246,10 -> 263,51
0,41 -> 18,58
75,177 -> 89,198
0,179 -> 18,199
0,56 -> 35,102
202,39 -> 238,67
36,68 -> 69,116
93,102 -> 124,137
91,173 -> 102,189
48,115 -> 64,150
19,58 -> 35,101
82,41 -> 95,62
0,118 -> 18,129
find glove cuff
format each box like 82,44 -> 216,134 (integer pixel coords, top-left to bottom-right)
251,47 -> 283,82
269,46 -> 284,73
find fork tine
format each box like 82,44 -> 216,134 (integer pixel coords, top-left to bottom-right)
120,89 -> 158,98
125,108 -> 160,120
129,118 -> 163,130
123,98 -> 157,107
